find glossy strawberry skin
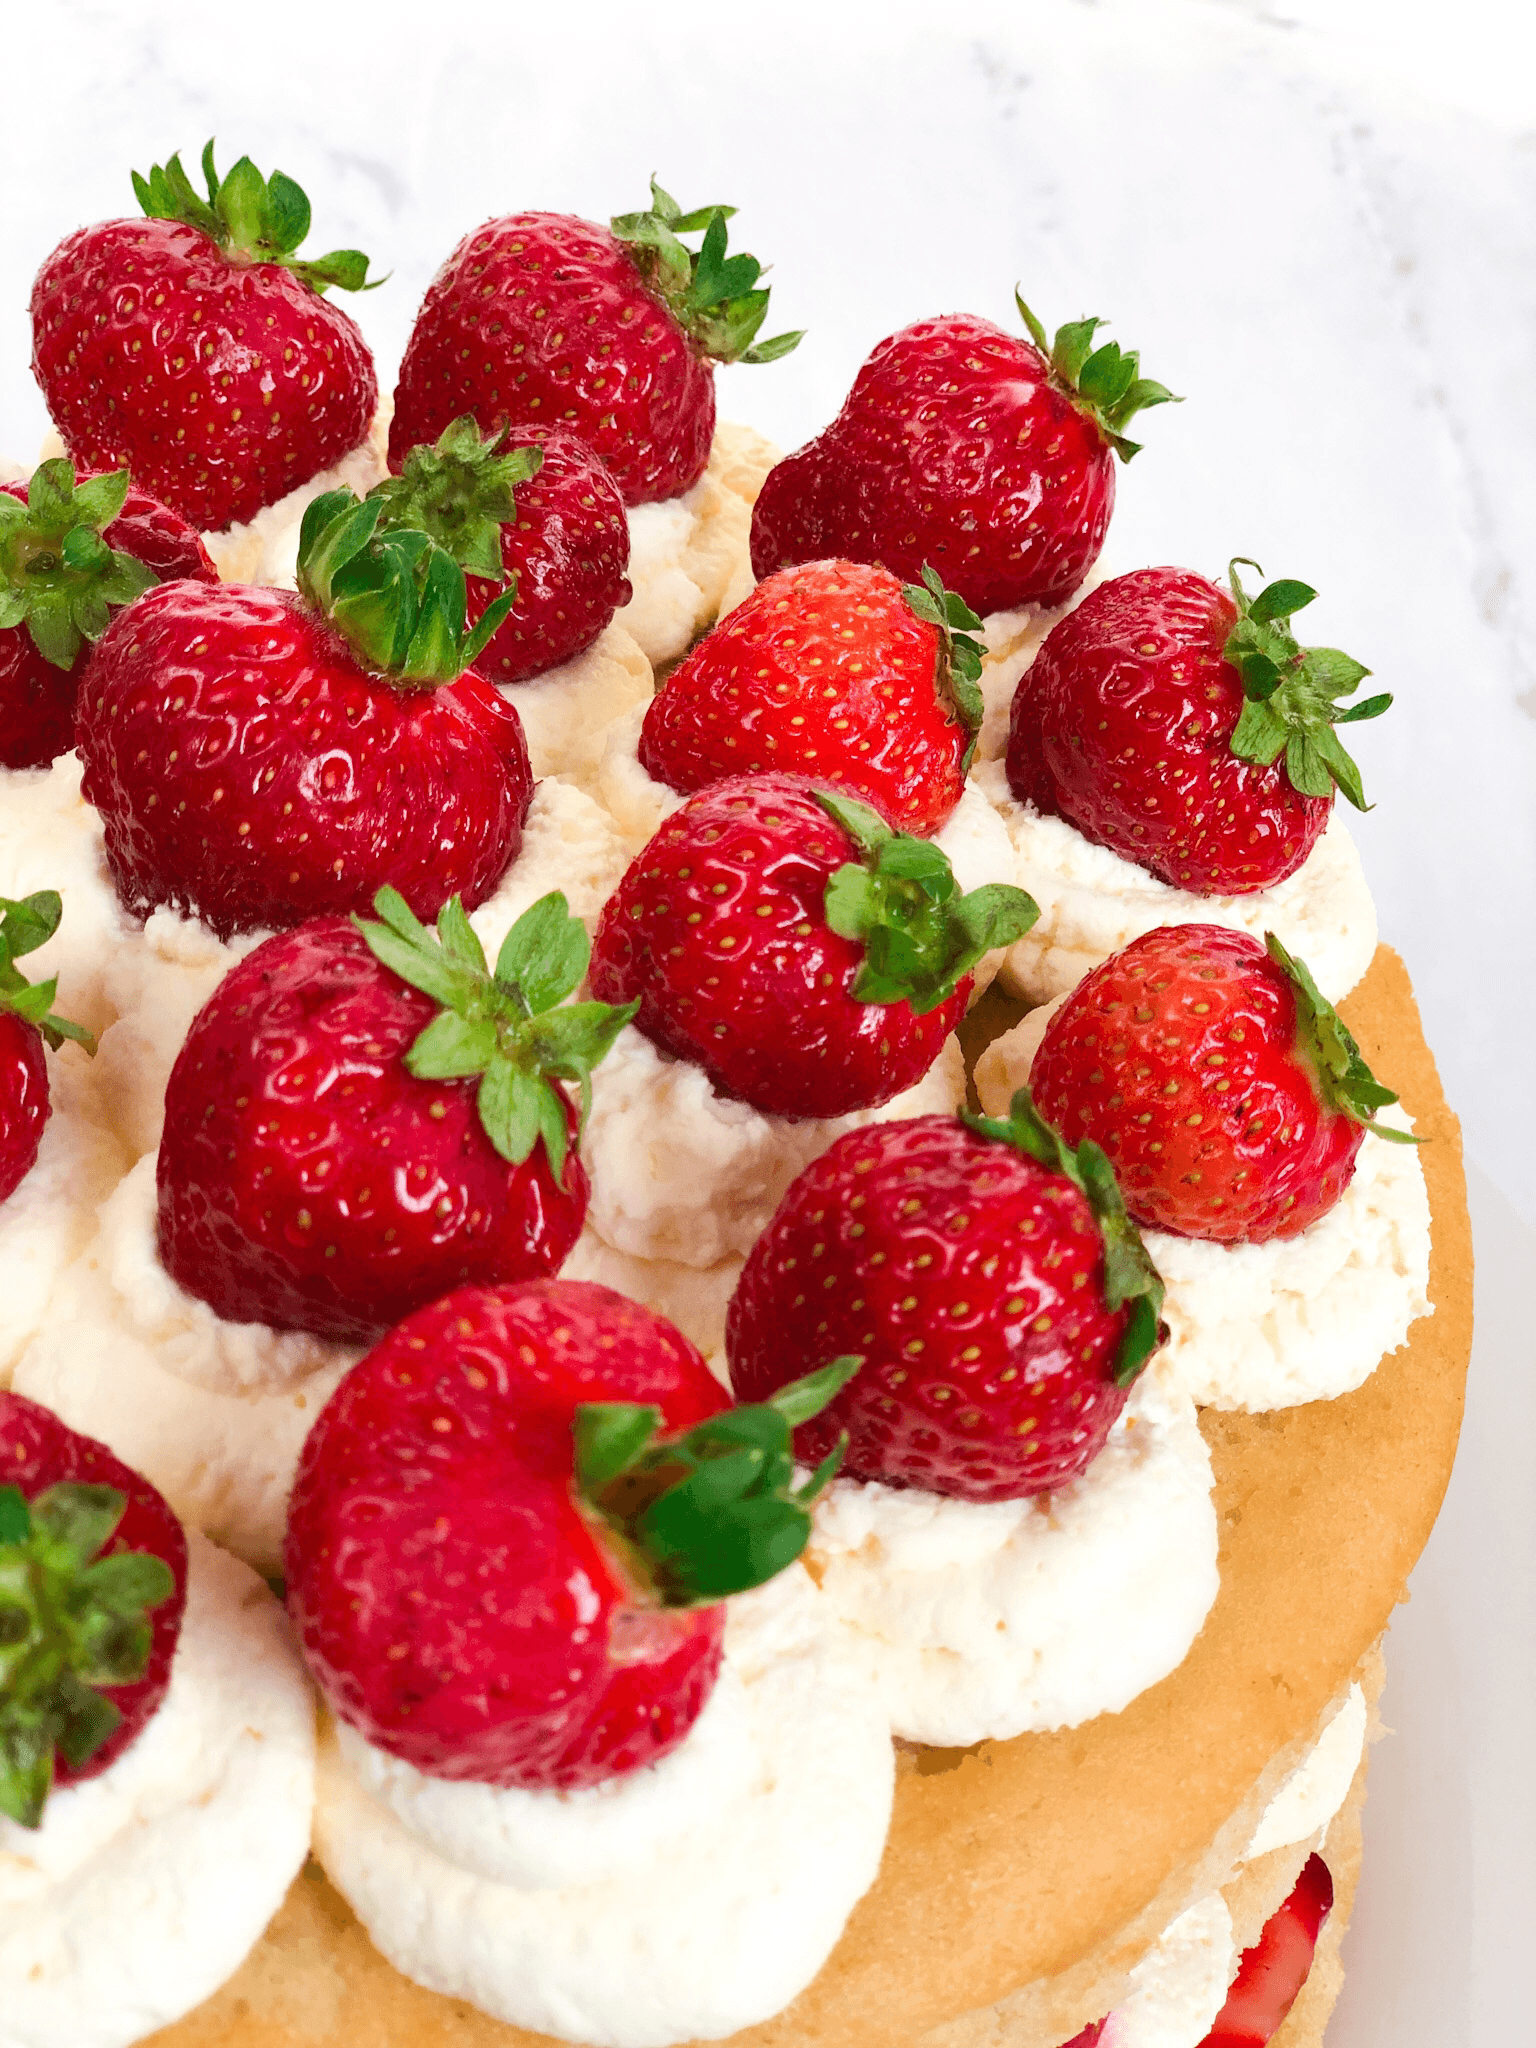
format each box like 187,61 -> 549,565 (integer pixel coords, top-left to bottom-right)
639,560 -> 969,835
1029,926 -> 1363,1244
0,1390 -> 188,1787
1007,568 -> 1331,894
0,475 -> 216,772
31,217 -> 377,533
0,1013 -> 49,1206
750,314 -> 1114,616
458,430 -> 632,683
75,580 -> 533,940
588,775 -> 967,1121
728,1115 -> 1135,1502
157,919 -> 588,1344
390,213 -> 714,507
286,1280 -> 728,1788
1200,1853 -> 1332,2047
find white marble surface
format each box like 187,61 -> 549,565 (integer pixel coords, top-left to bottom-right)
0,0 -> 1528,2037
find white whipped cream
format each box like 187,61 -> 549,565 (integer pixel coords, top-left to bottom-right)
1106,1893 -> 1236,2048
1246,1682 -> 1368,1860
500,625 -> 655,788
582,1027 -> 968,1269
0,1530 -> 315,2048
0,753 -> 135,1036
805,1364 -> 1219,1747
971,755 -> 1378,1006
200,408 -> 391,586
313,1561 -> 893,2048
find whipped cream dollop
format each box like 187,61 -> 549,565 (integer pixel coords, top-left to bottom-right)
971,757 -> 1378,1007
806,1364 -> 1219,1748
0,753 -> 135,1036
0,1531 -> 316,2048
501,625 -> 655,788
974,579 -> 1106,764
313,1561 -> 894,2048
199,410 -> 391,586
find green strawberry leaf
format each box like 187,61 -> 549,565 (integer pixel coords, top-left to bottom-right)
132,142 -> 382,295
0,461 -> 163,673
611,182 -> 801,367
370,415 -> 542,588
496,890 -> 590,1014
0,895 -> 93,1054
1265,933 -> 1422,1144
902,564 -> 986,765
1015,289 -> 1181,462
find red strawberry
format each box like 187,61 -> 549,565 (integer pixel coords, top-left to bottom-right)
389,179 -> 801,506
76,489 -> 533,939
157,888 -> 635,1343
285,1278 -> 853,1788
727,1095 -> 1165,1502
0,1389 -> 187,1827
1199,1853 -> 1333,2047
1028,925 -> 1415,1244
750,297 -> 1176,614
32,145 -> 379,533
588,775 -> 1037,1120
0,890 -> 95,1206
0,460 -> 215,771
1006,564 -> 1390,894
373,416 -> 631,683
638,561 -> 986,836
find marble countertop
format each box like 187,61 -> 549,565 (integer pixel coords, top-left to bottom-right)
0,0 -> 1528,2037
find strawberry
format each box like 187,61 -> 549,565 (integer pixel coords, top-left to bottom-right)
1006,563 -> 1391,894
157,888 -> 636,1343
75,488 -> 533,940
1028,925 -> 1416,1244
0,459 -> 215,770
750,296 -> 1176,614
372,415 -> 631,683
1199,1853 -> 1333,2047
638,560 -> 986,836
588,775 -> 1037,1120
389,178 -> 801,506
727,1093 -> 1165,1502
0,1389 -> 187,1827
0,891 -> 95,1207
31,145 -> 380,533
285,1278 -> 853,1787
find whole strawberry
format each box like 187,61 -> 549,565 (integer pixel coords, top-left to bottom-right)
286,1279 -> 853,1787
1028,925 -> 1414,1244
750,296 -> 1176,614
0,891 -> 95,1206
727,1095 -> 1165,1502
639,560 -> 986,836
76,488 -> 533,939
371,415 -> 631,682
32,145 -> 379,532
1006,563 -> 1390,894
390,178 -> 801,505
0,1390 -> 186,1827
0,460 -> 215,770
157,888 -> 636,1343
588,775 -> 1037,1120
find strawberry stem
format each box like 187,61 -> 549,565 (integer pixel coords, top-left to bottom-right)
370,415 -> 542,584
610,178 -> 802,366
132,143 -> 382,296
1014,291 -> 1181,461
1265,933 -> 1420,1144
0,461 -> 159,671
0,893 -> 94,1054
902,564 -> 986,769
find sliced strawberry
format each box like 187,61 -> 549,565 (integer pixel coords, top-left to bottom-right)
1199,1854 -> 1333,2046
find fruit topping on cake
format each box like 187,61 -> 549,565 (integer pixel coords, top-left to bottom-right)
76,490 -> 534,937
285,1277 -> 852,1787
155,889 -> 636,1342
0,891 -> 94,1206
0,1388 -> 186,1827
373,414 -> 632,682
588,775 -> 1036,1119
0,461 -> 217,770
728,1092 -> 1165,1499
638,559 -> 986,835
31,145 -> 380,533
1029,923 -> 1415,1243
1200,1852 -> 1334,2047
389,179 -> 801,505
750,296 -> 1177,612
1006,562 -> 1390,893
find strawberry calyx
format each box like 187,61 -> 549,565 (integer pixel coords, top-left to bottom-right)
610,177 -> 803,366
960,1086 -> 1166,1386
573,1355 -> 861,1607
1266,932 -> 1420,1145
815,789 -> 1038,1014
370,415 -> 543,586
0,461 -> 158,670
0,1480 -> 176,1827
902,563 -> 986,768
353,886 -> 637,1188
297,488 -> 519,686
1224,561 -> 1390,811
132,142 -> 381,296
0,893 -> 94,1054
1014,290 -> 1181,461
